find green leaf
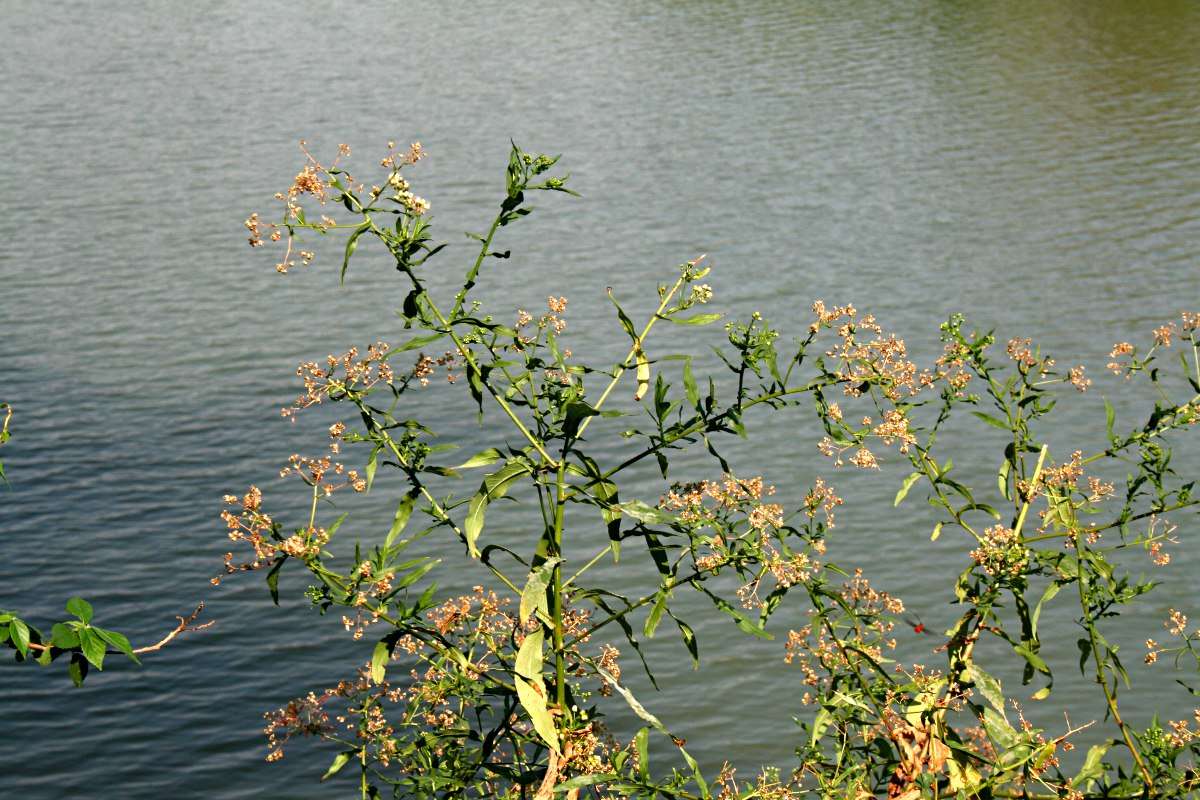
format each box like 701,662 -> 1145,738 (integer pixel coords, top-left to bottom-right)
615,500 -> 675,526
450,448 -> 506,470
672,615 -> 699,669
1072,743 -> 1111,788
68,652 -> 88,687
930,521 -> 944,541
321,751 -> 355,781
970,411 -> 1010,430
370,640 -> 389,684
699,587 -> 773,639
634,727 -> 649,781
79,628 -> 106,669
388,332 -> 447,354
10,618 -> 29,657
982,706 -> 1019,752
643,588 -> 669,638
51,622 -> 79,650
513,628 -> 559,752
518,558 -> 559,624
668,312 -> 722,326
894,472 -> 922,507
364,444 -> 380,492
384,489 -> 420,550
95,627 -> 139,664
682,359 -> 699,407
463,460 -> 532,557
562,400 -> 599,438
265,556 -> 286,605
66,597 -> 93,624
810,707 -> 833,747
339,221 -> 370,284
966,663 -> 1005,714
607,288 -> 638,344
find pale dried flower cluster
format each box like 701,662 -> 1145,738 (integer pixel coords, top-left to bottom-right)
284,342 -> 393,418
802,478 -> 843,528
1107,342 -> 1135,376
969,524 -> 1028,578
812,302 -> 930,401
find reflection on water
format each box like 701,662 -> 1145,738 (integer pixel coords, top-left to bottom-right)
0,1 -> 1197,795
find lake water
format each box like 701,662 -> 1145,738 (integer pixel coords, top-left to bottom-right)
2,1 -> 1199,796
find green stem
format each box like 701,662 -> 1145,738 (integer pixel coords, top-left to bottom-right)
572,275 -> 688,440
552,461 -> 567,710
1074,524 -> 1152,788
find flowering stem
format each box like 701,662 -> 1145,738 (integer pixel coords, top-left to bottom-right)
1075,529 -> 1152,787
356,204 -> 558,467
573,274 -> 688,440
1012,445 -> 1047,539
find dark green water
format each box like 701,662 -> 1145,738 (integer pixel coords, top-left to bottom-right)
1,1 -> 1198,795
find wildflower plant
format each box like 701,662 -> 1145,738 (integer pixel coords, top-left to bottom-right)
231,140 -> 1200,798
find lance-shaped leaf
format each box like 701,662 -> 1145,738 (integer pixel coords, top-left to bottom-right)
514,628 -> 559,752
463,460 -> 532,557
519,558 -> 560,624
597,665 -> 708,795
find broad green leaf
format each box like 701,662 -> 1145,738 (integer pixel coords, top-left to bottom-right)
966,663 -> 1005,714
562,400 -> 599,438
513,628 -> 559,752
95,627 -> 139,664
1072,743 -> 1111,788
66,597 -> 93,624
615,500 -> 675,526
79,628 -> 106,669
982,706 -> 1019,753
518,558 -> 559,624
52,622 -> 80,650
463,460 -> 532,557
10,618 -> 30,657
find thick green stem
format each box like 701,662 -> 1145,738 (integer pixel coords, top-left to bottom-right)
552,461 -> 567,710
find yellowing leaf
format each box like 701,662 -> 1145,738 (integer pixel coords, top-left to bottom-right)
633,347 -> 650,402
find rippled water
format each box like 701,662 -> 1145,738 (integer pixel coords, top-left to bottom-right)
2,1 -> 1199,795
